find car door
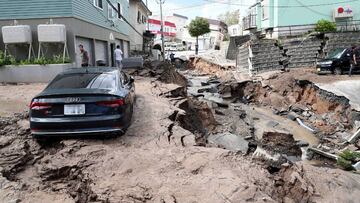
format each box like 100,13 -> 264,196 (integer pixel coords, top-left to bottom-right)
342,49 -> 351,66
120,72 -> 134,124
121,72 -> 135,105
356,49 -> 360,70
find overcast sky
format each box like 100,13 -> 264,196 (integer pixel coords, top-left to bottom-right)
146,0 -> 256,21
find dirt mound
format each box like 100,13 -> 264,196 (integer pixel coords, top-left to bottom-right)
0,113 -> 39,181
158,63 -> 188,86
261,132 -> 302,157
169,97 -> 217,145
188,57 -> 235,81
271,164 -> 315,202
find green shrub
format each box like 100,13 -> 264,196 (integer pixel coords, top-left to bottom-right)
0,52 -> 71,66
0,51 -> 17,66
51,55 -> 71,64
315,19 -> 337,33
337,157 -> 354,171
34,57 -> 48,65
19,60 -> 32,65
337,149 -> 360,171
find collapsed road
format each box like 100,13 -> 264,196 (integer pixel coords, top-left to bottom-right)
0,60 -> 360,203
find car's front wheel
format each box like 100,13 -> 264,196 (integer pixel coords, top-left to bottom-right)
334,67 -> 343,75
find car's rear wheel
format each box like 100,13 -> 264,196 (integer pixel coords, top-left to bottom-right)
334,67 -> 343,75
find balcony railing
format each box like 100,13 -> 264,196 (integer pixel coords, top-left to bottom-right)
243,14 -> 257,30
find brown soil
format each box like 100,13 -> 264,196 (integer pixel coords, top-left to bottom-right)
261,132 -> 302,157
1,66 -> 360,202
188,57 -> 235,81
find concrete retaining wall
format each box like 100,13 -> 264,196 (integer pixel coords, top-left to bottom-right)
0,63 -> 74,83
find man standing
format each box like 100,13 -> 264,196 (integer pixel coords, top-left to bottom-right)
115,45 -> 123,71
349,45 -> 357,77
79,44 -> 89,67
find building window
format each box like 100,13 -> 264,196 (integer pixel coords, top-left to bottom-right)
93,0 -> 103,9
262,0 -> 269,20
117,3 -> 123,20
108,4 -> 116,19
137,11 -> 142,23
142,16 -> 147,24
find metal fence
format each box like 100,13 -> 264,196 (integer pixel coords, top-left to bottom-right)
269,20 -> 360,37
243,15 -> 257,30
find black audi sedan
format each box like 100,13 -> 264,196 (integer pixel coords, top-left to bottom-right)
316,48 -> 360,75
29,67 -> 135,137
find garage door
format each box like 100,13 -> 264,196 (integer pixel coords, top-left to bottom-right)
95,40 -> 108,65
75,37 -> 93,67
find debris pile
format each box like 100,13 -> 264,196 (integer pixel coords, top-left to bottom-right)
127,60 -> 187,86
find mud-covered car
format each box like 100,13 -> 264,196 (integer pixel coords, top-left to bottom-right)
29,67 -> 135,137
316,48 -> 360,75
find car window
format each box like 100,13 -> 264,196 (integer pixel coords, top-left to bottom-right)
47,73 -> 117,90
327,48 -> 346,59
120,72 -> 129,85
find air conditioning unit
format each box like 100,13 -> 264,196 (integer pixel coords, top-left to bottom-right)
38,24 -> 66,43
2,25 -> 32,44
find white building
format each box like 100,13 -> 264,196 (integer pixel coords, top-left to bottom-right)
228,24 -> 243,36
128,0 -> 152,51
197,18 -> 228,50
165,14 -> 189,42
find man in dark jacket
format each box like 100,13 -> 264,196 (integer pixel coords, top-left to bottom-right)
349,45 -> 357,77
79,44 -> 89,67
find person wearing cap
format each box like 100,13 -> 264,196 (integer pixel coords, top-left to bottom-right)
79,44 -> 89,67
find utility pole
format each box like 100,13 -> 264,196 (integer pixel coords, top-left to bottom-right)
157,0 -> 166,61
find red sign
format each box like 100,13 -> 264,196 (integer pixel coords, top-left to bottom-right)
338,7 -> 344,14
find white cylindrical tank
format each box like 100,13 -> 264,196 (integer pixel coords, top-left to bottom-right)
2,25 -> 32,44
38,24 -> 66,43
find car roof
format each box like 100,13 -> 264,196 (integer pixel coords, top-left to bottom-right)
60,67 -> 119,75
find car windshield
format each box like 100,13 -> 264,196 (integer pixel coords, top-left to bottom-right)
326,48 -> 346,59
47,73 -> 116,90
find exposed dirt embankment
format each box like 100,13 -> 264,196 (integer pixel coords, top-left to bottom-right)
219,74 -> 357,135
188,57 -> 235,81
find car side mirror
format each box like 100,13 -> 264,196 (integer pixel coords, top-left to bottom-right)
346,53 -> 351,57
129,76 -> 135,84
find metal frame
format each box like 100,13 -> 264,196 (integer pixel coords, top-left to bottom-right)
38,42 -> 69,63
4,43 -> 35,60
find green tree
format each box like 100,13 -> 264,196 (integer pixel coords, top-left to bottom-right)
188,17 -> 211,55
315,19 -> 337,33
218,10 -> 240,26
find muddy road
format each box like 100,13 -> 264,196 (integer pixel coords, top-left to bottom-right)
1,64 -> 360,203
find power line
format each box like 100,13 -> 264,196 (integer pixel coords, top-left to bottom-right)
293,0 -> 332,17
204,0 -> 360,8
151,3 -> 213,15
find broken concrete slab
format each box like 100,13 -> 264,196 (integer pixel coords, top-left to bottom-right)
316,80 -> 360,111
204,95 -> 229,108
208,132 -> 249,154
353,162 -> 360,171
287,112 -> 298,121
308,148 -> 338,160
347,128 -> 360,144
296,140 -> 310,147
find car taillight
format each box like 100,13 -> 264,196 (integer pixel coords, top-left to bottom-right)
30,102 -> 51,110
97,99 -> 125,108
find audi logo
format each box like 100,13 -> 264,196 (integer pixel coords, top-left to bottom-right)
65,97 -> 82,103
